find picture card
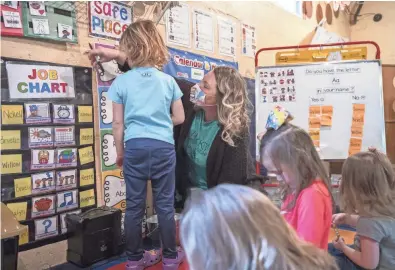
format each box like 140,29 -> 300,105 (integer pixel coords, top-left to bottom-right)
56,189 -> 78,212
60,209 -> 81,234
2,10 -> 22,28
57,23 -> 73,40
35,216 -> 58,241
31,149 -> 55,170
25,103 -> 51,124
32,194 -> 55,218
29,1 -> 46,16
56,169 -> 77,191
56,148 -> 77,168
31,171 -> 55,195
54,126 -> 75,146
32,18 -> 50,35
28,127 -> 53,148
53,104 -> 75,124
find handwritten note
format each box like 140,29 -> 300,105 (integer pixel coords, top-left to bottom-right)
309,116 -> 321,129
1,154 -> 22,174
309,129 -> 320,141
321,105 -> 333,115
353,104 -> 365,114
349,137 -> 362,156
80,168 -> 94,186
78,106 -> 93,123
79,146 -> 94,165
1,105 -> 23,125
14,177 -> 32,198
1,130 -> 21,150
352,114 -> 365,128
6,202 -> 27,221
80,128 -> 94,145
321,114 -> 332,127
351,126 -> 364,138
80,189 -> 95,208
19,226 -> 29,245
309,106 -> 321,116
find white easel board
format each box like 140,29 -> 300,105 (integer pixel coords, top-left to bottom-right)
255,60 -> 386,160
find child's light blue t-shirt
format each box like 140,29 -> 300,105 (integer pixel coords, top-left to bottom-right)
108,67 -> 183,145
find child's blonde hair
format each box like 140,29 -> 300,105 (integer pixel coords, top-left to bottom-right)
119,20 -> 168,68
340,149 -> 395,217
260,124 -> 333,209
181,184 -> 338,270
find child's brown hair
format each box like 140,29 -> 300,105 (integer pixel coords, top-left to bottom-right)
340,148 -> 395,217
119,20 -> 168,69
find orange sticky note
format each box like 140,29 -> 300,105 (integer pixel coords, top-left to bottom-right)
352,114 -> 365,127
353,104 -> 365,114
321,114 -> 332,127
349,148 -> 360,156
313,140 -> 320,148
349,138 -> 362,153
309,129 -> 320,141
309,116 -> 321,128
309,106 -> 321,116
351,126 -> 364,138
321,105 -> 333,115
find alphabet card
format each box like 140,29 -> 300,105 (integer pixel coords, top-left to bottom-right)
31,149 -> 55,170
56,189 -> 78,212
56,148 -> 77,168
32,18 -> 50,35
56,169 -> 77,191
29,1 -> 46,16
35,216 -> 58,240
54,126 -> 75,147
25,103 -> 51,124
28,127 -> 53,148
60,209 -> 81,234
31,171 -> 55,195
32,194 -> 55,218
53,104 -> 75,124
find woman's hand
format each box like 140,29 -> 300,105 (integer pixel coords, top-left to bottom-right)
85,47 -> 120,67
332,213 -> 347,225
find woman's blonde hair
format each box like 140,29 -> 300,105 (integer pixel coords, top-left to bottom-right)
119,20 -> 168,68
340,149 -> 395,217
213,66 -> 251,147
180,184 -> 338,270
260,124 -> 333,210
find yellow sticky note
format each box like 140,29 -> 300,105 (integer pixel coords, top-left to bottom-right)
1,154 -> 22,174
14,177 -> 32,198
19,226 -> 29,245
80,168 -> 94,186
80,189 -> 96,208
1,105 -> 24,125
80,128 -> 94,145
79,146 -> 94,165
6,202 -> 27,221
78,106 -> 93,123
1,130 -> 21,150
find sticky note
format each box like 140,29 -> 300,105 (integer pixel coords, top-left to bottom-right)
352,114 -> 365,127
351,126 -> 364,138
1,154 -> 22,174
80,189 -> 96,208
353,104 -> 365,114
19,226 -> 29,245
14,177 -> 32,198
349,138 -> 362,156
79,146 -> 94,165
313,140 -> 320,148
80,128 -> 94,145
309,106 -> 321,116
1,105 -> 23,125
309,116 -> 321,129
321,114 -> 332,127
80,168 -> 95,186
78,106 -> 93,123
321,105 -> 333,115
1,130 -> 21,150
6,202 -> 27,221
309,129 -> 320,141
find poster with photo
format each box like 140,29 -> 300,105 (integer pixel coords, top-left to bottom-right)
241,23 -> 256,58
32,194 -> 55,218
54,126 -> 75,146
53,104 -> 75,124
56,189 -> 78,212
25,103 -> 51,124
28,127 -> 53,148
60,209 -> 81,234
56,148 -> 77,168
31,149 -> 55,170
56,169 -> 77,191
218,17 -> 236,57
31,171 -> 55,195
193,10 -> 214,52
57,23 -> 72,40
165,3 -> 190,48
35,216 -> 58,240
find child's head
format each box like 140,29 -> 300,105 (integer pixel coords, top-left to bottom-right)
260,124 -> 331,206
341,148 -> 395,217
119,20 -> 168,68
180,184 -> 338,270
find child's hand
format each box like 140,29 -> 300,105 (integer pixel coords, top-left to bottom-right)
332,237 -> 346,251
332,213 -> 347,225
116,155 -> 124,168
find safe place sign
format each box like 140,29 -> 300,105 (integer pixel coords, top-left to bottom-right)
6,63 -> 75,99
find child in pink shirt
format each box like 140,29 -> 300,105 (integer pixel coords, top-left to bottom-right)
260,121 -> 333,250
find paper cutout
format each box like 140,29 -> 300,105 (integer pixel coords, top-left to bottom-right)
35,216 -> 58,240
308,116 -> 321,129
351,126 -> 364,138
80,189 -> 96,208
54,126 -> 75,146
80,128 -> 94,145
32,194 -> 55,218
31,149 -> 55,170
28,127 -> 53,148
58,23 -> 73,40
78,106 -> 93,123
29,1 -> 46,16
25,103 -> 51,124
57,189 -> 78,212
60,209 -> 81,234
80,168 -> 94,186
53,104 -> 75,124
56,169 -> 77,191
1,105 -> 23,125
103,170 -> 125,211
309,129 -> 320,141
31,171 -> 55,194
19,226 -> 29,245
6,202 -> 27,221
14,177 -> 32,198
1,130 -> 21,150
79,146 -> 94,165
101,130 -> 116,170
32,18 -> 49,35
2,10 -> 22,28
309,105 -> 321,116
1,154 -> 22,174
56,148 -> 77,168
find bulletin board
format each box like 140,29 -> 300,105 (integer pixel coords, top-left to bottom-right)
255,60 -> 386,160
0,58 -> 96,250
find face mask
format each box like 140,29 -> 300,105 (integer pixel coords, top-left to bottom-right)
190,84 -> 216,106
